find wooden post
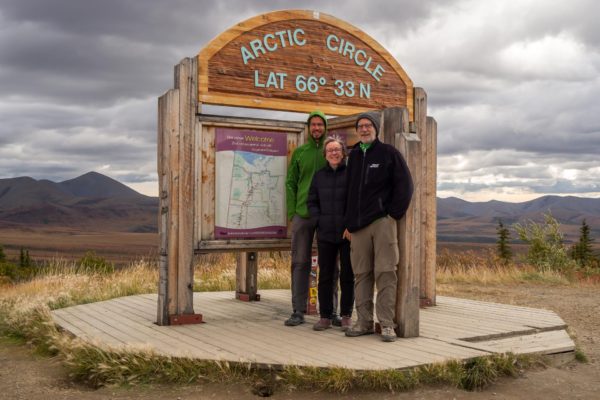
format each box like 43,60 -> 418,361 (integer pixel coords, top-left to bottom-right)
157,57 -> 202,325
383,107 -> 420,338
414,88 -> 431,307
424,116 -> 438,305
166,89 -> 181,322
175,58 -> 196,317
236,252 -> 260,301
157,91 -> 178,325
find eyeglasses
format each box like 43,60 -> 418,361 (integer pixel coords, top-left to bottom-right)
357,123 -> 373,130
326,148 -> 342,154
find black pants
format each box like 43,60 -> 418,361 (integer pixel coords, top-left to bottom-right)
317,240 -> 354,317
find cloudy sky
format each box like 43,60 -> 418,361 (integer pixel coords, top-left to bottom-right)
1,0 -> 599,202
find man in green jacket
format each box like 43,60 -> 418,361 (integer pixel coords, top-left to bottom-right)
284,110 -> 328,326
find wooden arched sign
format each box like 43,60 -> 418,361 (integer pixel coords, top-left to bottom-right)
158,10 -> 437,333
198,10 -> 414,118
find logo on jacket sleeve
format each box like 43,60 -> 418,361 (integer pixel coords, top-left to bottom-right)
368,164 -> 380,168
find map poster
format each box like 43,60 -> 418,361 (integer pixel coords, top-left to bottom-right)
214,128 -> 287,239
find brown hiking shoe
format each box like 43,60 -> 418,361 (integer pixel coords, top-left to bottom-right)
381,326 -> 397,342
313,318 -> 332,331
341,316 -> 352,332
345,323 -> 375,337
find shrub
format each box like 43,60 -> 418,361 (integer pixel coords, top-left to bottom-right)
77,251 -> 114,274
514,212 -> 576,273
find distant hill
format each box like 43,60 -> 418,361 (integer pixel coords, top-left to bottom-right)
0,172 -> 158,232
1,171 -> 599,242
437,196 -> 600,244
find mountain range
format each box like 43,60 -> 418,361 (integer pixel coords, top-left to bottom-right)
0,172 -> 157,232
1,172 -> 598,243
437,196 -> 600,243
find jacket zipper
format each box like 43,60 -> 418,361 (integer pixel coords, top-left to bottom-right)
333,167 -> 337,234
357,149 -> 366,227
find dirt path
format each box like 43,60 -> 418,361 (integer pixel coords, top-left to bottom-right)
1,284 -> 598,399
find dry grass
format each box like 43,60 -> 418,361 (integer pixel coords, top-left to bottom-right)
194,252 -> 290,291
1,258 -> 158,310
436,248 -> 589,286
1,250 -> 596,393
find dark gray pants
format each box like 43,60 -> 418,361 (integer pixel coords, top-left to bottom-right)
290,215 -> 317,314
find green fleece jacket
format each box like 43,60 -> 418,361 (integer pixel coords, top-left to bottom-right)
286,133 -> 327,220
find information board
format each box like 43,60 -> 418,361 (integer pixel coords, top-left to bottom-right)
214,128 -> 287,238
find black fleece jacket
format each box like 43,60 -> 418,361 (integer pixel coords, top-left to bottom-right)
307,163 -> 349,244
344,139 -> 413,233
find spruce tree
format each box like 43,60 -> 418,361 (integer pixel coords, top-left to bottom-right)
19,247 -> 25,268
496,219 -> 512,263
575,219 -> 594,266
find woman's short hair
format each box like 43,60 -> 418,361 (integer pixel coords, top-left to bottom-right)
322,135 -> 347,159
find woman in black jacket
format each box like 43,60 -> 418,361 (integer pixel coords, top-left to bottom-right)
307,136 -> 354,331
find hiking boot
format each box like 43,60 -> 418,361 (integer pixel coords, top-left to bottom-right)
313,318 -> 332,331
345,323 -> 375,337
284,312 -> 305,326
331,314 -> 342,327
381,326 -> 397,342
341,316 -> 352,332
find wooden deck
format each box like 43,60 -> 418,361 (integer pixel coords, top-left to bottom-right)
51,290 -> 574,370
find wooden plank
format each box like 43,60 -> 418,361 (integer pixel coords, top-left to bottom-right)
52,311 -> 89,338
166,89 -> 181,317
436,297 -> 565,325
427,302 -> 564,326
157,93 -> 169,326
326,113 -> 361,130
176,57 -> 196,315
52,291 -> 572,371
479,330 -> 575,355
197,240 -> 293,252
102,298 -> 237,359
194,115 -> 202,248
200,126 -> 216,240
57,306 -> 131,347
199,93 -> 376,117
438,296 -> 562,316
82,301 -> 192,353
198,114 -> 306,130
424,116 -> 437,304
381,107 -> 399,145
236,252 -> 258,299
420,312 -> 534,336
94,295 -> 474,367
426,307 -> 565,332
413,88 -> 428,304
393,107 -> 420,338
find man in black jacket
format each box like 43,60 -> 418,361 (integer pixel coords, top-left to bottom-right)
344,111 -> 413,342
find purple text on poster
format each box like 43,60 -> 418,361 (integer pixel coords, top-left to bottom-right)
216,128 -> 286,156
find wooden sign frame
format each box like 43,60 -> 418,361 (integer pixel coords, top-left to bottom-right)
157,10 -> 437,338
194,114 -> 305,252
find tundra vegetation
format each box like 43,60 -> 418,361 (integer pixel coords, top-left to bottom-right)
0,215 -> 597,393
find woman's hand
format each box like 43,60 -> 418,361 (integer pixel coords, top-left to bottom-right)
342,229 -> 351,241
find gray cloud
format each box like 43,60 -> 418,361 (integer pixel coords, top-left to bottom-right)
0,0 -> 599,201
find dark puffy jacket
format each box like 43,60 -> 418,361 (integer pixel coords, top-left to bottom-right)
344,138 -> 413,233
307,163 -> 348,244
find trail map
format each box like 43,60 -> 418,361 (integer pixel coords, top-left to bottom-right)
215,128 -> 287,238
